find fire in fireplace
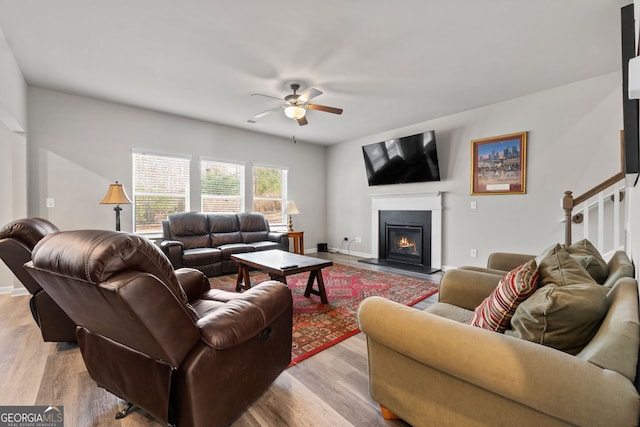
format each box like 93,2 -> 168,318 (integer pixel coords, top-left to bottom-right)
374,209 -> 432,273
387,225 -> 422,265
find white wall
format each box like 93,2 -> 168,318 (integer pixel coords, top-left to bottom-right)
0,27 -> 27,292
27,88 -> 327,252
327,72 -> 623,269
0,27 -> 26,132
0,122 -> 27,292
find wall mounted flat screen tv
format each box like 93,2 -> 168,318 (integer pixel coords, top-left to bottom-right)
362,130 -> 441,186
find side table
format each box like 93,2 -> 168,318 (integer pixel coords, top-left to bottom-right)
287,230 -> 304,255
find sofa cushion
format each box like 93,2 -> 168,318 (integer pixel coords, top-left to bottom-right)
243,231 -> 269,243
425,302 -> 474,324
168,212 -> 211,249
207,213 -> 240,233
576,278 -> 640,381
211,231 -> 242,247
602,251 -> 635,288
218,243 -> 254,260
182,248 -> 223,267
249,241 -> 280,251
566,239 -> 609,284
469,259 -> 539,333
506,283 -> 608,354
537,244 -> 596,287
237,212 -> 270,232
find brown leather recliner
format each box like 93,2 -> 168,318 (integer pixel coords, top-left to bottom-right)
0,217 -> 76,342
26,229 -> 293,426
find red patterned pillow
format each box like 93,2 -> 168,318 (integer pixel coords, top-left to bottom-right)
469,259 -> 539,332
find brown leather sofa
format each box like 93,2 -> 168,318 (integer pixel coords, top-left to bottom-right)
0,217 -> 76,342
161,212 -> 289,277
26,229 -> 293,426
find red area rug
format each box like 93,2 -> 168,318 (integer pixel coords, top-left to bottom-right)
210,263 -> 439,366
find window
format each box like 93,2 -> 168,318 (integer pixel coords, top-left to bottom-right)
201,159 -> 244,212
132,152 -> 190,233
253,165 -> 287,225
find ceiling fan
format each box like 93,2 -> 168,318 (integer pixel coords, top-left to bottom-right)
251,83 -> 343,126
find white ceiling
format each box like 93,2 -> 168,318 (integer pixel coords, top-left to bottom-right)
0,0 -> 630,145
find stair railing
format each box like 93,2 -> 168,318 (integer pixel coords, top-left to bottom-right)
562,171 -> 626,253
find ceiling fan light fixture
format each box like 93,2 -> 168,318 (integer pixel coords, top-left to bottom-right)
284,105 -> 306,120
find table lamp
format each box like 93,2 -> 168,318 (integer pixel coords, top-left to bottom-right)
100,181 -> 132,231
284,201 -> 300,231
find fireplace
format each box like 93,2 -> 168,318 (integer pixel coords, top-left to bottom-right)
378,210 -> 431,269
387,225 -> 422,264
360,192 -> 442,274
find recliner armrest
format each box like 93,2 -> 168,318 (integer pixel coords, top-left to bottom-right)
175,268 -> 210,301
159,240 -> 184,268
160,240 -> 184,249
196,281 -> 292,350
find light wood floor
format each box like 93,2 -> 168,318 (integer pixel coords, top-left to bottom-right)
0,252 -> 441,427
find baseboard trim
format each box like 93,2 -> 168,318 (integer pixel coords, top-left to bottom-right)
11,288 -> 29,296
329,247 -> 371,258
0,285 -> 28,296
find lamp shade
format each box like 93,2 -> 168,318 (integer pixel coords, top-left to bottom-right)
284,201 -> 300,215
284,105 -> 306,120
100,181 -> 132,205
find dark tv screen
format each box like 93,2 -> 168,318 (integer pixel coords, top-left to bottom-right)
362,131 -> 441,186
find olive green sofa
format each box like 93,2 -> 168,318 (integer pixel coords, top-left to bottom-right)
358,246 -> 640,426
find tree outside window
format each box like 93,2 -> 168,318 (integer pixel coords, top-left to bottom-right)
253,166 -> 287,225
201,159 -> 244,212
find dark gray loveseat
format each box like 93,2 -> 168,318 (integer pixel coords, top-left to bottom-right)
160,212 -> 289,277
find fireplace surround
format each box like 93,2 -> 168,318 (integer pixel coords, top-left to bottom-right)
360,192 -> 442,274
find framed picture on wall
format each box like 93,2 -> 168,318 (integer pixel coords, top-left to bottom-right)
471,132 -> 527,195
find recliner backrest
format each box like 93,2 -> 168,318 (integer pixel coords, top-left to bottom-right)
27,230 -> 200,366
0,217 -> 59,294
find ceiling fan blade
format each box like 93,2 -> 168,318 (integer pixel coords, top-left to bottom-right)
253,106 -> 283,118
297,116 -> 308,126
298,87 -> 322,103
307,104 -> 343,115
251,93 -> 283,101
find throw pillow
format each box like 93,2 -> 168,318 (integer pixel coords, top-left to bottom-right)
537,244 -> 596,287
469,259 -> 539,333
566,239 -> 609,284
506,283 -> 608,354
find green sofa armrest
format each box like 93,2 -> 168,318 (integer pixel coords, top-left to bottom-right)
438,268 -> 502,310
486,252 -> 535,272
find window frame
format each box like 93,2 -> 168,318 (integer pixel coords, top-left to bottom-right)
132,150 -> 191,234
200,157 -> 246,213
252,163 -> 288,226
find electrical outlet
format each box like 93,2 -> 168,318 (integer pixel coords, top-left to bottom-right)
343,236 -> 349,241
470,248 -> 478,258
354,236 -> 362,243
46,197 -> 55,208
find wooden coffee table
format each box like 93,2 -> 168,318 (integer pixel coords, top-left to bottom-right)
231,249 -> 333,304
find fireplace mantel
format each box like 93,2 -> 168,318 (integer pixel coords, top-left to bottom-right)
371,192 -> 442,268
